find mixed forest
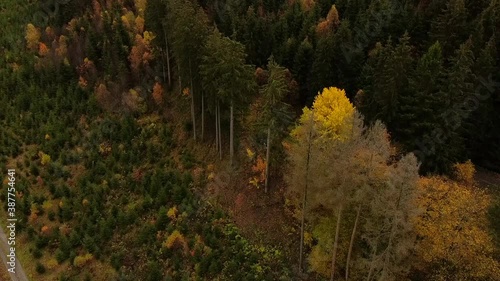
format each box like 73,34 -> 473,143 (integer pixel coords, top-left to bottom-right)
1,0 -> 500,280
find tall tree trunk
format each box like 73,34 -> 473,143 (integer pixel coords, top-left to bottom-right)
177,64 -> 181,96
299,111 -> 315,274
189,59 -> 196,141
380,185 -> 404,279
366,240 -> 379,281
161,52 -> 166,83
215,100 -> 219,151
218,102 -> 222,160
230,100 -> 234,165
201,91 -> 205,141
163,27 -> 171,87
264,126 -> 271,193
346,204 -> 362,280
330,204 -> 343,281
299,184 -> 307,273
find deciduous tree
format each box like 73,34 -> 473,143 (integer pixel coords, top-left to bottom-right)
413,171 -> 500,280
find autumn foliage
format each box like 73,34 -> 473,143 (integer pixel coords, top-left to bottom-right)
250,156 -> 267,188
316,5 -> 340,37
164,230 -> 188,254
296,86 -> 355,141
25,23 -> 41,51
152,82 -> 164,106
413,164 -> 500,280
453,159 -> 475,186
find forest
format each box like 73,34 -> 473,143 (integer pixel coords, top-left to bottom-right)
0,0 -> 499,280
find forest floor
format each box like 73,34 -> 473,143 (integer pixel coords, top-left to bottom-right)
476,166 -> 500,190
162,86 -> 310,279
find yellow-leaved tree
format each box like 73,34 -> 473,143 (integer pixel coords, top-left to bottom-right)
287,86 -> 356,275
299,87 -> 355,141
413,163 -> 500,280
288,86 -> 420,280
25,23 -> 41,51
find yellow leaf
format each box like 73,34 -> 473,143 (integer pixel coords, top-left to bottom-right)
246,147 -> 255,159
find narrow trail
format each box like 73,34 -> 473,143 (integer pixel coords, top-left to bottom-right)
0,225 -> 29,281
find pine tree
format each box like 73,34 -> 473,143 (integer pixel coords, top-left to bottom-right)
429,0 -> 469,57
168,0 -> 210,141
144,0 -> 172,86
359,33 -> 414,133
200,29 -> 256,165
310,21 -> 355,98
398,41 -> 445,150
261,57 -> 292,192
464,35 -> 499,167
292,38 -> 314,104
425,38 -> 476,173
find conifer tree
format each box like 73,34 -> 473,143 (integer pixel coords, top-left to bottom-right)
398,41 -> 445,150
359,33 -> 413,133
168,0 -> 209,141
201,29 -> 256,165
292,38 -> 314,104
429,0 -> 469,57
427,38 -> 475,173
261,57 -> 292,192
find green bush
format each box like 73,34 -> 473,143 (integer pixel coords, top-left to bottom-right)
146,261 -> 162,281
181,151 -> 195,169
29,162 -> 39,176
183,121 -> 193,133
35,236 -> 49,249
55,249 -> 68,264
110,251 -> 124,271
32,248 -> 43,259
35,262 -> 46,274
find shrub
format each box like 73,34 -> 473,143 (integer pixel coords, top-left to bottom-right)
46,258 -> 58,270
181,151 -> 195,169
453,160 -> 475,186
35,262 -> 46,274
73,253 -> 93,268
39,151 -> 51,166
183,121 -> 192,133
167,206 -> 178,220
55,249 -> 68,264
29,162 -> 39,176
156,207 -> 168,230
35,236 -> 49,249
32,248 -> 43,259
163,230 -> 187,252
146,261 -> 162,281
48,211 -> 56,221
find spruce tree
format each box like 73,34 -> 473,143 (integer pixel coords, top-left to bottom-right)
428,38 -> 475,173
398,41 -> 445,151
359,33 -> 413,134
261,57 -> 292,192
429,0 -> 469,57
168,0 -> 210,141
464,36 -> 499,168
200,29 -> 256,165
292,38 -> 314,104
